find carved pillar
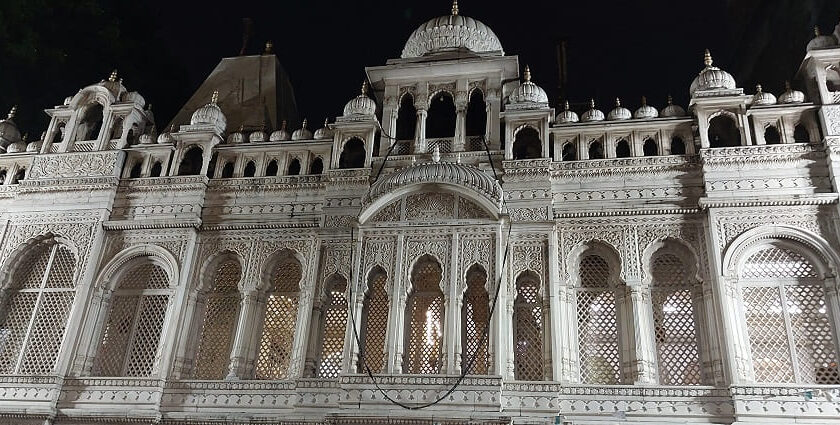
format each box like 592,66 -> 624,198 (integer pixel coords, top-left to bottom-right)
823,275 -> 840,364
547,230 -> 565,381
303,297 -> 324,377
171,291 -> 204,379
485,88 -> 501,150
415,109 -> 428,154
621,285 -> 658,384
155,233 -> 199,380
454,95 -> 468,152
387,235 -> 406,373
75,289 -> 112,375
343,236 -> 365,374
227,291 -> 261,379
289,254 -> 319,379
448,233 -> 461,374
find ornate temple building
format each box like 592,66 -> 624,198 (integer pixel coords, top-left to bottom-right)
2,3 -> 840,424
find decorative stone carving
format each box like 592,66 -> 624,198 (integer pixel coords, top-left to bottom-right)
28,151 -> 123,179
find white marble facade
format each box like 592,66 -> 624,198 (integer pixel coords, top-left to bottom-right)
2,3 -> 840,425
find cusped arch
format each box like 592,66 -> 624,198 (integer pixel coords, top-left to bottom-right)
405,253 -> 446,295
567,240 -> 624,287
196,249 -> 246,293
95,244 -> 180,292
258,247 -> 306,293
69,86 -> 116,110
0,233 -> 81,288
641,237 -> 703,284
722,225 -> 839,278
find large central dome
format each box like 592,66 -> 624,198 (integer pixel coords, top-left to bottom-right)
401,2 -> 504,58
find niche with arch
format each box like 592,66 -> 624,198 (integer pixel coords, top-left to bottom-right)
426,92 -> 456,138
708,114 -> 741,148
512,127 -> 541,160
339,138 -> 365,169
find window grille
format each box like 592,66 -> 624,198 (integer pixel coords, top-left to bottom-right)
318,276 -> 347,378
577,254 -> 621,384
651,254 -> 701,385
255,258 -> 301,380
405,257 -> 444,374
741,246 -> 839,384
513,273 -> 544,380
193,261 -> 242,379
462,266 -> 490,374
0,243 -> 76,374
359,269 -> 388,373
94,262 -> 170,377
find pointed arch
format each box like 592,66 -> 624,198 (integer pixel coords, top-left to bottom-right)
403,254 -> 445,374
513,270 -> 544,380
254,249 -> 303,379
462,264 -> 489,374
358,266 -> 389,373
318,273 -> 347,378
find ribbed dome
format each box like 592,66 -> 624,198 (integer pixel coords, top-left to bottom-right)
690,50 -> 737,96
157,130 -> 174,144
314,118 -> 334,139
226,126 -> 246,144
778,81 -> 806,104
606,98 -> 632,121
292,119 -> 313,141
806,26 -> 838,51
249,128 -> 267,142
751,84 -> 777,106
581,99 -> 605,122
555,101 -> 579,124
401,1 -> 503,58
25,141 -> 42,153
508,66 -> 549,106
633,97 -> 659,119
190,90 -> 227,133
270,121 -> 291,141
343,82 -> 377,117
0,106 -> 21,148
139,133 -> 154,144
6,141 -> 25,153
660,95 -> 687,117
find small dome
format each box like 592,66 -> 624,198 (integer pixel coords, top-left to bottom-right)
270,120 -> 291,141
508,66 -> 549,105
314,118 -> 334,139
660,95 -> 687,118
0,106 -> 22,147
25,141 -> 42,153
690,50 -> 737,96
292,119 -> 313,141
250,128 -> 267,142
344,82 -> 377,117
157,129 -> 174,144
227,126 -> 247,144
139,133 -> 154,144
633,96 -> 659,119
401,1 -> 504,58
807,26 -> 839,51
6,141 -> 25,153
778,81 -> 806,104
555,101 -> 579,124
607,98 -> 632,121
581,99 -> 605,122
751,84 -> 777,106
190,90 -> 227,133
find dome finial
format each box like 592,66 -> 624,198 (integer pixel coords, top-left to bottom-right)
324,117 -> 329,126
564,100 -> 570,110
361,80 -> 369,96
302,118 -> 308,129
641,96 -> 647,105
589,98 -> 596,108
7,105 -> 17,120
109,69 -> 118,82
265,40 -> 273,54
703,49 -> 713,67
281,120 -> 287,130
785,80 -> 792,90
211,90 -> 219,105
452,0 -> 459,15
615,97 -> 621,107
523,65 -> 531,82
667,94 -> 673,105
755,84 -> 763,93
814,25 -> 821,37
432,144 -> 441,162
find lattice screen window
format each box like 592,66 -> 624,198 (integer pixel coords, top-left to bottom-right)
359,268 -> 388,373
462,265 -> 490,374
576,254 -> 621,384
318,275 -> 348,378
741,246 -> 839,384
255,257 -> 301,380
0,243 -> 76,374
193,260 -> 242,379
651,253 -> 702,385
404,256 -> 445,374
514,272 -> 544,380
93,262 -> 170,377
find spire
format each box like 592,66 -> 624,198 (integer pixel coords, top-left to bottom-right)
323,117 -> 329,127
265,40 -> 273,54
301,118 -> 308,128
589,98 -> 596,108
523,65 -> 531,82
361,80 -> 369,96
452,0 -> 459,15
641,96 -> 647,106
615,97 -> 621,107
109,69 -> 118,82
563,100 -> 570,110
7,105 -> 16,120
703,49 -> 713,67
211,90 -> 219,105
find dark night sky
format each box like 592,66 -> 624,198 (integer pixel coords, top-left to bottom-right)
1,0 -> 838,136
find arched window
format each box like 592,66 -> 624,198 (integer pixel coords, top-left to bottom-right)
561,142 -> 577,161
513,271 -> 544,380
243,161 -> 256,177
149,162 -> 162,178
318,274 -> 347,378
192,260 -> 241,379
404,255 -> 444,374
309,157 -> 324,174
126,128 -> 137,145
671,137 -> 686,155
396,93 -> 417,142
588,140 -> 604,159
708,115 -> 741,148
0,242 -> 76,374
512,127 -> 541,160
93,261 -> 171,376
11,168 -> 25,184
577,254 -> 621,384
764,126 -> 781,145
793,124 -> 810,143
826,67 -> 840,92
740,244 -> 839,384
75,103 -> 104,141
643,138 -> 659,156
221,162 -> 234,178
651,253 -> 702,385
265,159 -> 279,177
110,117 -> 123,140
339,138 -> 365,169
358,267 -> 389,373
129,161 -> 142,178
462,264 -> 490,374
255,254 -> 301,379
0,169 -> 7,184
615,139 -> 631,158
287,158 -> 301,176
206,153 -> 218,179
426,92 -> 456,138
177,146 -> 204,176
52,122 -> 66,146
466,90 -> 487,151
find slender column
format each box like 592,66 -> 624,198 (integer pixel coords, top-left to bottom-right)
303,299 -> 324,377
622,285 -> 658,384
227,291 -> 261,379
546,230 -> 565,381
386,235 -> 405,372
76,290 -> 112,375
485,89 -> 501,150
343,236 -> 365,374
415,109 -> 428,154
447,233 -> 461,374
170,291 -> 203,378
454,103 -> 467,152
